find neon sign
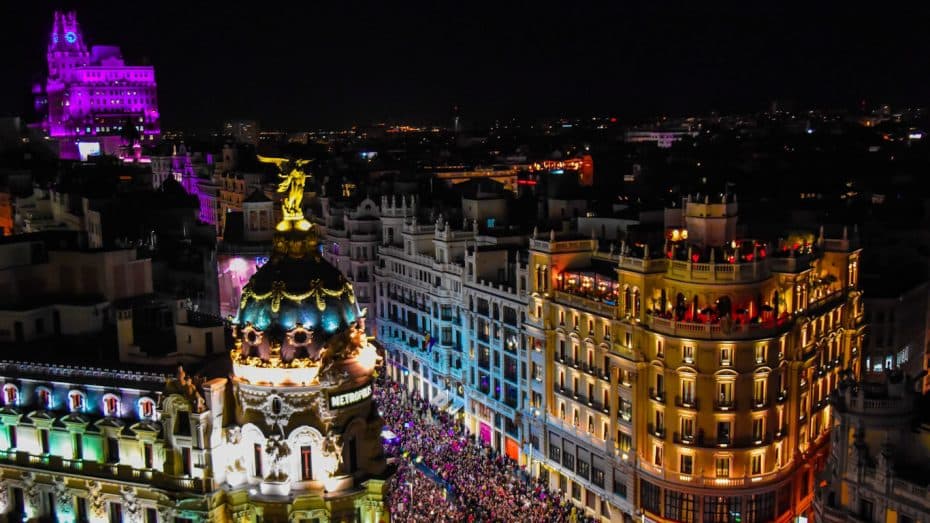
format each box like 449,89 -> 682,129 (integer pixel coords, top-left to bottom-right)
328,384 -> 373,409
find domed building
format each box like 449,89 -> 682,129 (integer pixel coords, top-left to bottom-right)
0,158 -> 391,523
219,157 -> 390,521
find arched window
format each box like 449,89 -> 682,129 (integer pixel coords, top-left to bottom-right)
3,384 -> 18,406
37,387 -> 52,410
138,397 -> 156,419
68,390 -> 86,412
102,393 -> 120,417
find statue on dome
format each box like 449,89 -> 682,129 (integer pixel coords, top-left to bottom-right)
257,155 -> 313,231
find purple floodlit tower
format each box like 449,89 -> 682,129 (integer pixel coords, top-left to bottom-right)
36,11 -> 160,160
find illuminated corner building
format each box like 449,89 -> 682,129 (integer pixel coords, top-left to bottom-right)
36,11 -> 160,161
815,372 -> 930,523
376,196 -> 470,417
526,194 -> 865,523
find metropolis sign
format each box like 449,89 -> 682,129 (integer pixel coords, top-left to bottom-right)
328,384 -> 373,409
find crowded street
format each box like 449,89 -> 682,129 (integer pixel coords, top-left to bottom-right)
377,376 -> 597,522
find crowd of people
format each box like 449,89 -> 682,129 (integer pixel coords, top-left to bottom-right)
377,376 -> 599,522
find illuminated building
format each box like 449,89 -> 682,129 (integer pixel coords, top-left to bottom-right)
815,372 -> 930,523
375,192 -> 532,460
525,195 -> 865,522
318,196 -> 381,335
461,243 -> 529,462
35,11 -> 160,160
376,196 -> 469,416
0,159 -> 389,522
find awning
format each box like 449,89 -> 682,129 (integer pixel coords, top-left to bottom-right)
433,390 -> 450,408
447,398 -> 465,415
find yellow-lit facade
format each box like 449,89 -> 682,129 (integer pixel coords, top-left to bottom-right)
526,198 -> 865,522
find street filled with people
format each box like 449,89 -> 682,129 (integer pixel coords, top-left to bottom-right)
378,375 -> 598,522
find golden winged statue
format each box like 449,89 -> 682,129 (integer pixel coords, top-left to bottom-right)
258,155 -> 313,231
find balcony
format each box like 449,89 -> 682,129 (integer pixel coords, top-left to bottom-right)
714,399 -> 736,412
674,431 -> 696,445
675,396 -> 699,410
649,388 -> 665,404
648,423 -> 666,439
646,313 -> 789,340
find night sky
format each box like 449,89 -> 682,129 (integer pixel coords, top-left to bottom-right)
1,2 -> 928,130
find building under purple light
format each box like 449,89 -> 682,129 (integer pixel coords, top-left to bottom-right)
36,11 -> 160,160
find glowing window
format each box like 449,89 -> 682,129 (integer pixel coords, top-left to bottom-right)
138,397 -> 156,419
68,390 -> 86,412
2,384 -> 18,406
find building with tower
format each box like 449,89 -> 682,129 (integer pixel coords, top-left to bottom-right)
35,11 -> 160,160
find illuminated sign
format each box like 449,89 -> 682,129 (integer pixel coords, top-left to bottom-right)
77,142 -> 101,161
328,384 -> 373,409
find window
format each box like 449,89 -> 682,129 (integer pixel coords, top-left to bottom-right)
39,429 -> 50,454
69,390 -> 85,412
144,443 -> 153,468
103,394 -> 119,417
549,443 -> 561,462
72,433 -> 82,459
576,458 -> 590,479
301,445 -> 313,480
37,388 -> 51,410
719,346 -> 732,366
592,467 -> 605,488
107,437 -> 120,464
858,499 -> 874,522
254,443 -> 263,477
656,339 -> 663,356
680,417 -> 694,441
704,496 -> 741,523
717,421 -> 731,444
653,444 -> 663,466
683,344 -> 694,363
680,454 -> 693,474
755,344 -> 766,364
751,454 -> 763,475
717,382 -> 733,407
3,384 -> 17,406
182,447 -> 192,476
8,425 -> 17,449
613,474 -> 627,498
752,418 -> 764,442
753,379 -> 767,406
681,379 -> 695,405
139,398 -> 155,419
666,491 -> 698,523
563,449 -> 575,471
640,479 -> 661,514
715,456 -> 730,478
109,502 -> 122,523
745,492 -> 775,523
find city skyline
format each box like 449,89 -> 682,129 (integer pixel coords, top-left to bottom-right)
2,3 -> 930,130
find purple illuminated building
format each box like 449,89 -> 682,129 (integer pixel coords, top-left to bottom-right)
35,11 -> 160,160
